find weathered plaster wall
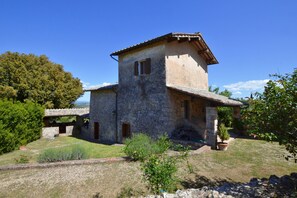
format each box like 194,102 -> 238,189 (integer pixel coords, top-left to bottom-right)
165,41 -> 208,90
167,89 -> 210,138
206,107 -> 218,149
117,43 -> 175,141
89,90 -> 117,142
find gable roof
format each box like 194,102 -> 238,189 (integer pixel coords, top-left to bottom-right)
167,84 -> 243,107
110,32 -> 218,65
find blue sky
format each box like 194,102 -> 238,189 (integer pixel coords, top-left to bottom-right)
0,0 -> 296,101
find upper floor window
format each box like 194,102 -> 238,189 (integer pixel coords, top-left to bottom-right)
134,58 -> 151,76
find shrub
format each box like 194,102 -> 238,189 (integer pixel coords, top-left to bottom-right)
14,154 -> 30,164
0,100 -> 44,154
141,154 -> 177,194
37,145 -> 88,163
155,135 -> 172,154
218,123 -> 230,143
124,133 -> 189,194
124,133 -> 170,161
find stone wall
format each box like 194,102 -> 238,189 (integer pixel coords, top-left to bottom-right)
42,125 -> 74,139
117,43 -> 175,141
167,89 -> 211,139
206,107 -> 218,149
115,41 -> 213,143
165,41 -> 208,90
89,89 -> 117,142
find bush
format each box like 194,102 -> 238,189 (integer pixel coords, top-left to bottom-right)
14,154 -> 30,164
218,123 -> 230,142
37,145 -> 88,163
0,100 -> 44,154
124,133 -> 170,161
141,154 -> 177,194
124,133 -> 190,194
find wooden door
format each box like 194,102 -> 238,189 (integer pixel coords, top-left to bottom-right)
122,123 -> 131,139
94,122 -> 99,139
59,125 -> 66,134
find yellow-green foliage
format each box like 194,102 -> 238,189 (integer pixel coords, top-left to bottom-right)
0,52 -> 83,108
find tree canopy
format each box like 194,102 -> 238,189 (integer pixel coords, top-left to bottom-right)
242,68 -> 297,160
0,52 -> 83,108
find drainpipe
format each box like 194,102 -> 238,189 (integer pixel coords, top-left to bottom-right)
112,87 -> 118,143
110,54 -> 119,142
110,54 -> 118,62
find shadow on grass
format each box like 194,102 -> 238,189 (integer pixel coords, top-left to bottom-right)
69,134 -> 120,146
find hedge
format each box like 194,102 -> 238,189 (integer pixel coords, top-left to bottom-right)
0,100 -> 44,154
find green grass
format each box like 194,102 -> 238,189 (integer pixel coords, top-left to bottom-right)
180,138 -> 297,183
0,138 -> 296,197
0,136 -> 125,166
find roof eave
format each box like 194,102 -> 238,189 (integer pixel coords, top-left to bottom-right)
110,32 -> 218,65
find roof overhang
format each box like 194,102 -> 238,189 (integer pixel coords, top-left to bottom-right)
84,84 -> 118,92
167,85 -> 243,107
111,32 -> 218,65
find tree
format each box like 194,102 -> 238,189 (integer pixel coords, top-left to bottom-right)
242,68 -> 297,160
0,52 -> 83,108
0,100 -> 44,154
209,86 -> 233,127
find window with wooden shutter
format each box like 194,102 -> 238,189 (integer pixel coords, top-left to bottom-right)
144,58 -> 151,74
134,58 -> 151,76
134,61 -> 138,76
140,61 -> 145,74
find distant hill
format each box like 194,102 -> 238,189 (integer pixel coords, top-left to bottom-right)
74,101 -> 90,108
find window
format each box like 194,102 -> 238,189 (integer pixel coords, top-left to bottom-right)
134,58 -> 151,76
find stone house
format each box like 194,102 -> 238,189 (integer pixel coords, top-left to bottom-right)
85,32 -> 242,148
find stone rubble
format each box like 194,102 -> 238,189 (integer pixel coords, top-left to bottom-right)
145,173 -> 297,198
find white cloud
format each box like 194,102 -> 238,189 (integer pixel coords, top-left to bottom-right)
80,80 -> 90,88
234,91 -> 242,95
223,79 -> 270,92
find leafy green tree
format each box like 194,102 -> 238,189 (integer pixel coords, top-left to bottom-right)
0,52 -> 83,108
242,68 -> 297,160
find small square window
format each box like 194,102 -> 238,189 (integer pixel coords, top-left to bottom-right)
134,58 -> 151,76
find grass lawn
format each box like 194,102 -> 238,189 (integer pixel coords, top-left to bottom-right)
0,137 -> 296,197
0,136 -> 125,166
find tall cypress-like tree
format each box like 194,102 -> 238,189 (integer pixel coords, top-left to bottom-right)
0,52 -> 83,108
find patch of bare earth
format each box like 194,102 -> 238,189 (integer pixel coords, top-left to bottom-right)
0,161 -> 147,198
